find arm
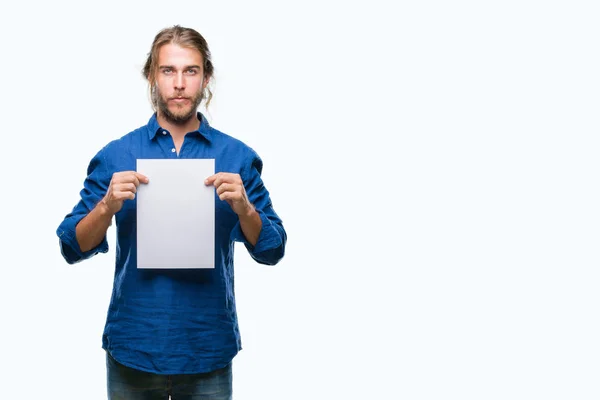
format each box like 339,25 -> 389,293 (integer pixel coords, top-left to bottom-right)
75,201 -> 113,253
205,154 -> 286,265
57,148 -> 148,263
205,171 -> 262,247
237,204 -> 262,247
57,149 -> 111,264
76,172 -> 149,252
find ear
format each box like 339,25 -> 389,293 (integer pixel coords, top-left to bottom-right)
203,74 -> 211,90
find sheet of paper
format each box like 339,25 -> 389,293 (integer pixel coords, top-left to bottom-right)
136,159 -> 215,269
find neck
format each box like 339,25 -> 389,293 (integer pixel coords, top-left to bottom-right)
157,112 -> 201,140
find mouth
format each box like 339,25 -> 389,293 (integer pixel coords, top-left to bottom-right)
170,97 -> 190,103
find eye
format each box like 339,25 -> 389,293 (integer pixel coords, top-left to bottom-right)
162,68 -> 173,74
186,68 -> 197,75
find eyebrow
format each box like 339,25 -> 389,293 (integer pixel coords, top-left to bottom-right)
159,65 -> 202,70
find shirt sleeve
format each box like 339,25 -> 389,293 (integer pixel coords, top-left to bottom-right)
230,153 -> 287,265
56,148 -> 111,264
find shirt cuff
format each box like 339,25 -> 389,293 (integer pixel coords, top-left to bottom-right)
56,216 -> 109,264
229,209 -> 283,254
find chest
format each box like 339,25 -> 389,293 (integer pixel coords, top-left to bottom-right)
112,140 -> 242,237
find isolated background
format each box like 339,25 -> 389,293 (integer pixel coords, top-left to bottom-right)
1,1 -> 599,399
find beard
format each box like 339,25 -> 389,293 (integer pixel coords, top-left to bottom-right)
153,85 -> 204,125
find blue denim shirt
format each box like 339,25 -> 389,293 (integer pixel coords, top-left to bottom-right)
56,112 -> 286,374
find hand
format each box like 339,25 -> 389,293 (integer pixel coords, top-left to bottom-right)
101,171 -> 149,215
205,172 -> 254,216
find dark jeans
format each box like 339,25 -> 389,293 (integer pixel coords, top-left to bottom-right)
106,351 -> 233,400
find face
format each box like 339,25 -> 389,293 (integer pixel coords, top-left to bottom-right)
154,43 -> 208,125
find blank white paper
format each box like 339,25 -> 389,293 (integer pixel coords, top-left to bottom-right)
136,159 -> 215,269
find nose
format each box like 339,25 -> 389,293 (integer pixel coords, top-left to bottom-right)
174,72 -> 185,90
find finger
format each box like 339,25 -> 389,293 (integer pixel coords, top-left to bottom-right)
113,171 -> 137,180
205,172 -> 240,186
124,182 -> 138,193
112,173 -> 138,187
214,175 -> 234,188
220,188 -> 244,202
216,182 -> 234,196
219,191 -> 232,202
204,173 -> 221,185
114,172 -> 148,185
114,182 -> 137,194
113,191 -> 135,201
125,174 -> 141,187
135,172 -> 149,184
217,173 -> 240,186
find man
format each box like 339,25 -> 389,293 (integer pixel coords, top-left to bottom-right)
56,25 -> 287,399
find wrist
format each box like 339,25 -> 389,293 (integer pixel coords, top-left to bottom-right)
97,199 -> 115,218
239,203 -> 257,219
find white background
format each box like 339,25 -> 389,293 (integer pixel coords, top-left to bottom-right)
1,1 -> 599,399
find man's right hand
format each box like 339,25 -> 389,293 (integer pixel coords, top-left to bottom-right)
101,171 -> 149,214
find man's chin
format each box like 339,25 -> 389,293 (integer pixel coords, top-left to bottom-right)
165,108 -> 197,124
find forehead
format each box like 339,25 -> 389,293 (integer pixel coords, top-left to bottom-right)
157,43 -> 203,67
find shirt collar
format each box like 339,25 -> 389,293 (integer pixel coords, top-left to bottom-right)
146,112 -> 212,141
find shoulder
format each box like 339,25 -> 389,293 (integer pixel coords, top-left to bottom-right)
96,123 -> 147,156
208,125 -> 263,173
209,124 -> 261,158
90,124 -> 147,171
108,124 -> 147,151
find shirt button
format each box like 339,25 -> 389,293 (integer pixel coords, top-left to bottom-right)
171,148 -> 176,152
162,130 -> 167,135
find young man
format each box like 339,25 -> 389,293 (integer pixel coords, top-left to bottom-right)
56,25 -> 287,399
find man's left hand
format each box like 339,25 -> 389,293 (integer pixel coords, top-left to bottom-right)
205,172 -> 254,216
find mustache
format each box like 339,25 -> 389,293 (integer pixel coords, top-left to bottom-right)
151,84 -> 204,108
